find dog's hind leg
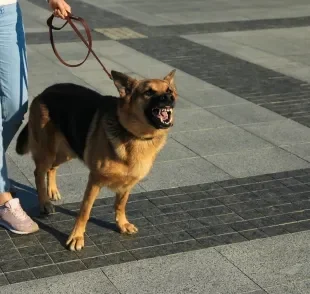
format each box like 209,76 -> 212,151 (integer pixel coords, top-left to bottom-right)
115,190 -> 138,234
34,154 -> 56,215
47,166 -> 60,201
47,153 -> 72,201
66,173 -> 101,251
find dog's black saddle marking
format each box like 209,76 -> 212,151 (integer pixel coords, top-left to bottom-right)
41,83 -> 117,160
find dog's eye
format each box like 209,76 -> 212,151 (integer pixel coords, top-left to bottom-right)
145,89 -> 155,96
166,88 -> 172,94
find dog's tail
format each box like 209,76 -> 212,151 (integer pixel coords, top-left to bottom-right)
16,124 -> 29,155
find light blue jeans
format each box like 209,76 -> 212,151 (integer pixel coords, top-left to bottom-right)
0,2 -> 28,193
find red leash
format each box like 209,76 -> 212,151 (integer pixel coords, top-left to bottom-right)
46,13 -> 112,80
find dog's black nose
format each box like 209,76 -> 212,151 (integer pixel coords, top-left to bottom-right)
159,94 -> 174,103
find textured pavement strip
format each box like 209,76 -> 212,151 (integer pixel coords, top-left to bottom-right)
94,28 -> 147,40
2,0 -> 310,292
1,168 -> 310,287
1,231 -> 310,293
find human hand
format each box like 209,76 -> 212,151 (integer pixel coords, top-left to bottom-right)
48,0 -> 71,19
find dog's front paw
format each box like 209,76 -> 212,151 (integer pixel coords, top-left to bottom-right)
48,186 -> 61,201
118,222 -> 138,234
40,201 -> 55,215
66,232 -> 85,251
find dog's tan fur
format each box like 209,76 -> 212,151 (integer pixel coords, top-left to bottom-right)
16,70 -> 177,251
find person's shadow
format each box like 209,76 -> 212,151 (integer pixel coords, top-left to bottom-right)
10,180 -> 39,216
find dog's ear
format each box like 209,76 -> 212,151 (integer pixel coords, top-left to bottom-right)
111,71 -> 137,98
163,69 -> 176,86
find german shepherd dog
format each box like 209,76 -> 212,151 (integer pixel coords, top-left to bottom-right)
16,70 -> 177,251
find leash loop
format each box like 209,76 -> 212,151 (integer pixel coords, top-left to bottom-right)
47,13 -> 112,80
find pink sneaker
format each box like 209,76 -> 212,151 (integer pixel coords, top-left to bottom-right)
0,198 -> 39,234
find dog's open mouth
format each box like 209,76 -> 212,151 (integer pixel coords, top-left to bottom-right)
152,107 -> 173,126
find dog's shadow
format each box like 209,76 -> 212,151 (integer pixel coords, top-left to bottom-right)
11,180 -> 118,249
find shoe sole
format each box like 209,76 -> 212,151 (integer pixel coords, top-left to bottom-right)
0,220 -> 39,235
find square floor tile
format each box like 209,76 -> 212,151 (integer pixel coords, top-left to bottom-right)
218,232 -> 310,287
243,120 -> 310,146
156,138 -> 198,162
140,158 -> 231,190
173,126 -> 272,156
205,147 -> 310,178
207,103 -> 285,125
171,108 -> 232,133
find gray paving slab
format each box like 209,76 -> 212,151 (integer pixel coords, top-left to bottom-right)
243,120 -> 310,146
178,86 -> 249,109
0,268 -> 119,294
82,0 -> 310,26
174,97 -> 201,110
26,49 -> 68,75
217,232 -> 310,288
69,71 -> 119,95
28,72 -> 95,98
34,42 -> 99,64
156,138 -> 198,162
102,248 -> 261,294
183,33 -> 289,67
288,54 -> 310,66
156,10 -> 248,25
172,126 -> 273,156
265,279 -> 310,294
105,50 -> 179,81
20,0 -> 52,28
100,4 -> 175,26
6,155 -> 33,188
139,157 -> 231,190
171,108 -> 233,133
280,143 -> 310,162
205,147 -> 310,177
186,28 -> 310,83
211,27 -> 310,57
67,57 -> 131,74
206,103 -> 286,125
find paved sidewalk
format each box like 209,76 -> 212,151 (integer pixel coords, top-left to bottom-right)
1,0 -> 310,293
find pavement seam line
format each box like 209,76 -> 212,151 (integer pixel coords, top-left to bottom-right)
100,268 -> 123,294
170,136 -> 233,178
238,121 -> 310,164
215,248 -> 268,293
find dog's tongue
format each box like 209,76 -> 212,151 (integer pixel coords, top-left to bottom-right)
159,109 -> 168,120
